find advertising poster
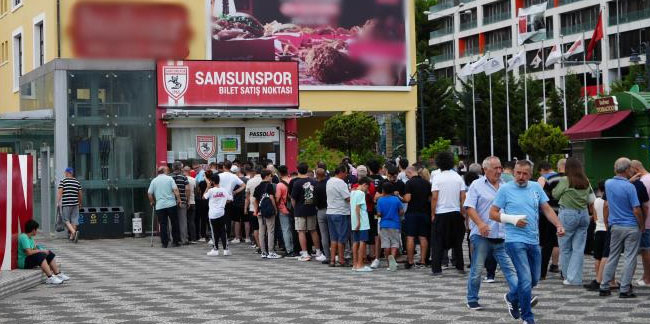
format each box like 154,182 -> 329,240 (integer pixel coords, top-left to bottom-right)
245,127 -> 280,143
218,135 -> 241,154
207,0 -> 408,90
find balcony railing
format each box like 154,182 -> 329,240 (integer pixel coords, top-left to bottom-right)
483,11 -> 512,25
546,29 -> 554,39
432,52 -> 454,63
430,0 -> 454,12
560,22 -> 593,36
559,0 -> 583,5
485,39 -> 512,52
462,47 -> 479,57
460,20 -> 477,31
430,27 -> 454,39
609,7 -> 650,26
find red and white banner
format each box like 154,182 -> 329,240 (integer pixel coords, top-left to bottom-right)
1,153 -> 33,270
157,60 -> 299,108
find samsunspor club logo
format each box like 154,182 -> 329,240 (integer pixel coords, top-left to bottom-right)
162,65 -> 189,101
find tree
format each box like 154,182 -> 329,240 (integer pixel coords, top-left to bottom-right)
518,122 -> 569,163
320,112 -> 380,158
420,137 -> 451,161
298,131 -> 345,170
422,77 -> 464,146
415,0 -> 437,63
610,64 -> 648,93
547,74 -> 583,130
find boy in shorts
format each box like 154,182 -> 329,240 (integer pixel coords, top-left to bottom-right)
376,182 -> 404,271
351,177 -> 372,272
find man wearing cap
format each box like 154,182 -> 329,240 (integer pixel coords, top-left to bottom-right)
148,166 -> 183,248
57,168 -> 83,243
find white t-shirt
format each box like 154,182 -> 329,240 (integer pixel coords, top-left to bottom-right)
326,177 -> 351,215
203,187 -> 232,219
594,197 -> 606,232
246,175 -> 262,212
218,171 -> 244,196
431,170 -> 465,214
187,176 -> 196,205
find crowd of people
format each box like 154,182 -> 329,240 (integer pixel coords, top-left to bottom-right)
144,154 -> 650,324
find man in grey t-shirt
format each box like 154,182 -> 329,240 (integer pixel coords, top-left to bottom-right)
326,164 -> 351,266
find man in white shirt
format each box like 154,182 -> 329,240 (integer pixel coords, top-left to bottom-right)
217,160 -> 246,244
430,151 -> 466,275
245,167 -> 263,251
183,166 -> 198,243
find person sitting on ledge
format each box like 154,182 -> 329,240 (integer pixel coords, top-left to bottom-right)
18,220 -> 70,285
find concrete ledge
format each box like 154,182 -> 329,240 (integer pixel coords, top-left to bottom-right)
0,270 -> 44,300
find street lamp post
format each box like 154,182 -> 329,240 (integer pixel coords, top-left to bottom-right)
409,60 -> 436,151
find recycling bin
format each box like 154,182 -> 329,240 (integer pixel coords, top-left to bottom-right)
78,207 -> 125,239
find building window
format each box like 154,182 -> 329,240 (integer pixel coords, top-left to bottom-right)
11,0 -> 21,11
33,14 -> 45,68
12,28 -> 23,92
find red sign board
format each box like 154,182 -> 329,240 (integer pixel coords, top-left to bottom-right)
68,2 -> 191,59
157,61 -> 299,108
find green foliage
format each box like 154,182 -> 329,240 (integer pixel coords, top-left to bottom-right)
547,74 -> 585,130
420,137 -> 451,161
298,131 -> 345,170
352,150 -> 386,168
320,112 -> 380,157
610,64 -> 648,93
415,0 -> 437,63
518,123 -> 569,162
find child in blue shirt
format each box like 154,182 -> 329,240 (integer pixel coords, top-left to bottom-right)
376,182 -> 404,271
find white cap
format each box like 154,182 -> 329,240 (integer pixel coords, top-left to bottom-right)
230,166 -> 239,173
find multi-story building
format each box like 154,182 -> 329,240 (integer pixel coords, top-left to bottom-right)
427,0 -> 650,94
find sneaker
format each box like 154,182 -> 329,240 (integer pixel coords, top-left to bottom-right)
73,231 -> 80,243
599,289 -> 612,296
549,264 -> 559,273
230,238 -> 241,244
584,280 -> 600,291
636,279 -> 650,287
298,254 -> 311,262
522,320 -> 536,324
56,273 -> 70,281
261,252 -> 268,258
207,249 -> 220,256
530,296 -> 538,308
223,249 -> 231,256
245,238 -> 251,243
404,263 -> 414,270
45,276 -> 63,285
563,280 -> 572,285
208,239 -> 214,246
483,277 -> 496,283
388,255 -> 398,271
619,291 -> 637,298
315,254 -> 327,262
198,237 -> 206,242
356,266 -> 373,272
267,252 -> 282,259
370,259 -> 380,269
466,301 -> 483,310
504,293 -> 520,319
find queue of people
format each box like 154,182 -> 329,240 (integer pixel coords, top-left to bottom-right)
143,154 -> 649,324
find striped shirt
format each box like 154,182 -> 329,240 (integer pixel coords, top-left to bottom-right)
172,172 -> 189,204
58,177 -> 82,206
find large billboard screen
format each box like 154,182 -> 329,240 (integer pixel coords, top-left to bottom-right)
207,0 -> 409,90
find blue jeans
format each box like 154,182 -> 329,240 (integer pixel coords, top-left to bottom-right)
467,235 -> 519,304
505,242 -> 541,323
558,207 -> 590,285
279,213 -> 294,254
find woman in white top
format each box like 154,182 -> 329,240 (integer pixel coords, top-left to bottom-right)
584,180 -> 618,291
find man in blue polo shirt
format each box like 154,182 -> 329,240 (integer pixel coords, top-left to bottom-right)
490,160 -> 564,324
599,157 -> 644,298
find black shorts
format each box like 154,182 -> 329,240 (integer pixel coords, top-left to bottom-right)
368,214 -> 378,243
231,204 -> 247,223
404,212 -> 431,238
24,252 -> 55,269
248,212 -> 259,231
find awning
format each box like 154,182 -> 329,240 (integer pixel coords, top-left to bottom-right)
161,109 -> 312,120
564,110 -> 632,140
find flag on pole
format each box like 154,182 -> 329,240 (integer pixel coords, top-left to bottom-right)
471,55 -> 489,74
485,57 -> 505,75
507,50 -> 526,71
517,2 -> 548,45
530,49 -> 542,68
563,38 -> 584,59
545,45 -> 562,67
458,62 -> 474,78
586,11 -> 603,60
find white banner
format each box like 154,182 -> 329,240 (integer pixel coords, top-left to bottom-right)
517,2 -> 548,45
245,127 -> 279,143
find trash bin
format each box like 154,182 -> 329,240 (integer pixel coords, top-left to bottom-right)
78,207 -> 124,239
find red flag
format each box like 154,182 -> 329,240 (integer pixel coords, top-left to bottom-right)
586,11 -> 603,60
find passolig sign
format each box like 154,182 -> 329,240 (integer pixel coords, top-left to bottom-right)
157,61 -> 299,107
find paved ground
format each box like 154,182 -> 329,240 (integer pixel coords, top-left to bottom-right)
0,236 -> 649,324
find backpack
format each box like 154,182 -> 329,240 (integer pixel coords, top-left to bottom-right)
302,180 -> 314,206
280,180 -> 293,213
259,183 -> 276,218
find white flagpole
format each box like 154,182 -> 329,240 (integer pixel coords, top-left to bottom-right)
489,73 -> 494,156
583,32 -> 588,115
561,36 -> 568,130
505,52 -> 511,160
523,44 -> 529,130
472,73 -> 478,163
542,40 -> 547,123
